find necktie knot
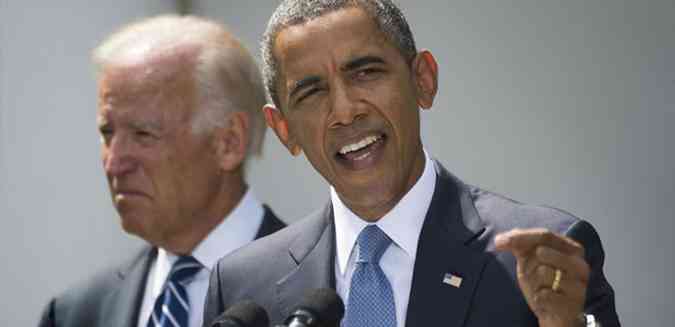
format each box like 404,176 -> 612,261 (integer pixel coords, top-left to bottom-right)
169,256 -> 202,285
146,256 -> 202,327
356,225 -> 391,264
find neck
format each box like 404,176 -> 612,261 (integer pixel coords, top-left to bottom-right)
344,148 -> 427,222
161,175 -> 247,255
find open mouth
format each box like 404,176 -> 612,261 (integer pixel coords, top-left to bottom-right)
335,133 -> 386,169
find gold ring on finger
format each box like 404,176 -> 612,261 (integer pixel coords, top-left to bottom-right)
551,268 -> 562,292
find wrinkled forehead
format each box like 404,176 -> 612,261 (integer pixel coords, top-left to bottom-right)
97,48 -> 199,107
272,8 -> 390,90
275,7 -> 386,56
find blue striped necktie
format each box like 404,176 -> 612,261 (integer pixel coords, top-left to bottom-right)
343,225 -> 397,327
147,256 -> 202,327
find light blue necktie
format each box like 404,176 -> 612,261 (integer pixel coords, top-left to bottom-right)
146,256 -> 202,327
343,225 -> 397,327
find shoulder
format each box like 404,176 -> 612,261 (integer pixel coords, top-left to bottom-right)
39,247 -> 152,326
469,186 -> 582,235
466,185 -> 607,263
432,160 -> 583,236
216,205 -> 327,274
210,206 -> 329,301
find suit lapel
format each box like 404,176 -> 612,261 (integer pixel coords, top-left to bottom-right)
405,161 -> 489,327
276,205 -> 335,318
272,161 -> 490,326
101,206 -> 283,326
102,246 -> 156,327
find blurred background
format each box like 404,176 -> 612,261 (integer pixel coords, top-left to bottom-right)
1,0 -> 673,325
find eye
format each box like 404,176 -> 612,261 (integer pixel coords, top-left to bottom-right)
296,87 -> 322,105
133,129 -> 160,146
135,130 -> 156,140
354,67 -> 383,81
98,127 -> 113,144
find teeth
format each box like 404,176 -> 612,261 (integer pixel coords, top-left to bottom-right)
339,135 -> 380,155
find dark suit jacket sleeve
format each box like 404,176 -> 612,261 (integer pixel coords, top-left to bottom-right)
566,220 -> 620,326
38,299 -> 56,327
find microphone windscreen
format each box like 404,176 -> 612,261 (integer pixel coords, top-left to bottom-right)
295,288 -> 345,326
214,300 -> 269,327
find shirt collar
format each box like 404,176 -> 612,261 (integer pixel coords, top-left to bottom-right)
332,150 -> 437,275
157,188 -> 265,273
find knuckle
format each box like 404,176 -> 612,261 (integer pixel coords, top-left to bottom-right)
533,228 -> 548,237
534,245 -> 554,262
566,237 -> 585,254
536,288 -> 555,304
535,264 -> 549,278
577,243 -> 586,257
535,246 -> 547,259
541,230 -> 554,243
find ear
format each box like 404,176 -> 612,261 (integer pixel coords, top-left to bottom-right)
263,104 -> 302,156
412,50 -> 439,110
215,111 -> 249,171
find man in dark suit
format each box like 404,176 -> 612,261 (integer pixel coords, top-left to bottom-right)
39,15 -> 285,327
203,1 -> 620,326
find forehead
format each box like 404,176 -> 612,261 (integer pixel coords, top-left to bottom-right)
273,8 -> 394,79
97,51 -> 197,119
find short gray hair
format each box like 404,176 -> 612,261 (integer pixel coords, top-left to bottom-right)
93,15 -> 267,156
261,0 -> 417,109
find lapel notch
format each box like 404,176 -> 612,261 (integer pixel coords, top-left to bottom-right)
102,246 -> 156,326
276,205 -> 336,318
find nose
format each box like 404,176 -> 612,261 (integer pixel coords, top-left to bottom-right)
329,82 -> 367,127
103,134 -> 136,177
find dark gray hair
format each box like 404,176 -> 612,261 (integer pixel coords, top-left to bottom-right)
261,0 -> 417,108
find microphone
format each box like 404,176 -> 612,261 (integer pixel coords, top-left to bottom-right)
210,300 -> 270,327
282,288 -> 345,327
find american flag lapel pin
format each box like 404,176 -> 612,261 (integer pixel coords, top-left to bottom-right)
443,273 -> 463,288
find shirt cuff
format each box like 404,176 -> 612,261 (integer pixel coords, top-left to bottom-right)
584,314 -> 598,327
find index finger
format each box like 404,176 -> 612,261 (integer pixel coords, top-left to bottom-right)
495,228 -> 584,258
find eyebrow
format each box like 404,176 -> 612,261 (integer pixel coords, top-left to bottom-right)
130,120 -> 163,132
341,55 -> 386,72
289,76 -> 322,100
287,55 -> 386,100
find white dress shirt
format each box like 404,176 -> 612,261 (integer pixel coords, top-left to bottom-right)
136,189 -> 265,327
333,151 -> 436,327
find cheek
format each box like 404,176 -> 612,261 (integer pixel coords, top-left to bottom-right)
171,142 -> 218,188
291,118 -> 337,170
291,114 -> 324,148
385,86 -> 419,131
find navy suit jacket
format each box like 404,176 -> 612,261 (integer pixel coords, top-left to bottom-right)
38,206 -> 285,327
203,162 -> 620,326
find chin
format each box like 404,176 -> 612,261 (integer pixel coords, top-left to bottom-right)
119,214 -> 147,236
342,183 -> 401,213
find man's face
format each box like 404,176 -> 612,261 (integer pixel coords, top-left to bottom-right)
96,56 -> 223,245
269,7 -> 437,220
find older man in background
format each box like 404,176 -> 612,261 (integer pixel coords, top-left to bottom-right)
39,15 -> 285,327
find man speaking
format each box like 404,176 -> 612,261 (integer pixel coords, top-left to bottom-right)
204,1 -> 620,326
39,15 -> 285,327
